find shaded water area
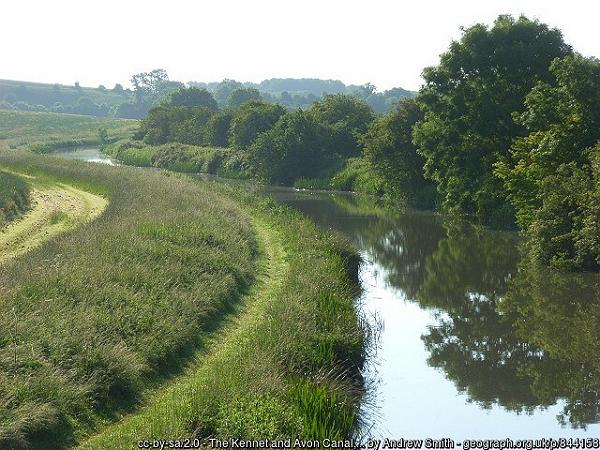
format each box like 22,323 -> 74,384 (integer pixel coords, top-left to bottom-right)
55,149 -> 600,439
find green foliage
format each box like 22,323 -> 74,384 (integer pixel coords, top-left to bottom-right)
130,69 -> 183,105
205,110 -> 233,147
247,110 -> 333,184
329,157 -> 384,195
290,380 -> 357,439
140,105 -> 214,145
496,55 -> 600,270
106,141 -> 232,174
362,98 -> 435,207
226,88 -> 261,109
229,101 -> 286,149
309,94 -> 374,157
0,171 -> 30,225
164,87 -> 218,110
414,15 -> 572,225
213,79 -> 244,107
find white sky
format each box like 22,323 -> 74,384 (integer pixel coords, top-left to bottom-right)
1,0 -> 598,92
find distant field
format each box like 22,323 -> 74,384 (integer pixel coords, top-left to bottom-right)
0,78 -> 132,108
0,109 -> 138,151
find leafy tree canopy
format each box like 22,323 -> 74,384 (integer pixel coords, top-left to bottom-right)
495,55 -> 600,269
309,94 -> 374,157
226,88 -> 262,109
228,101 -> 286,149
165,87 -> 218,110
413,15 -> 572,226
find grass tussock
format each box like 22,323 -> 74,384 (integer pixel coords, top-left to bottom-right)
0,152 -> 257,449
0,170 -> 30,225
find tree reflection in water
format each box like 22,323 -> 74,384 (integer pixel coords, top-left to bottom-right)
270,190 -> 600,429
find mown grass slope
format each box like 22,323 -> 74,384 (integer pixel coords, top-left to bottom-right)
0,110 -> 137,152
0,153 -> 257,449
0,171 -> 30,225
0,179 -> 107,264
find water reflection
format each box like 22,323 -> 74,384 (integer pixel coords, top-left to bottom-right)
502,265 -> 600,428
269,190 -> 600,434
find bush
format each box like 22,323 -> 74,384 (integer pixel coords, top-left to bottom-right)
0,171 -> 30,225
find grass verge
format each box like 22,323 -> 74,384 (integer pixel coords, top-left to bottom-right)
0,153 -> 365,448
0,152 -> 257,449
79,184 -> 366,448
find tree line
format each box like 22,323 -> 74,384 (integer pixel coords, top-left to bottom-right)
0,75 -> 413,119
127,14 -> 599,272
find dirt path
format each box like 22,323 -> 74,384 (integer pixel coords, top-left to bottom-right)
0,180 -> 107,264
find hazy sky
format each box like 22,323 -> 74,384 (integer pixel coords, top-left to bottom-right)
2,0 -> 598,91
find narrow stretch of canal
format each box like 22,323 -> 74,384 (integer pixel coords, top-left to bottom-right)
57,148 -> 600,439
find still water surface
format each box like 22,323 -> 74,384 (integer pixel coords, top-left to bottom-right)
58,148 -> 600,439
50,147 -> 117,165
266,188 -> 600,439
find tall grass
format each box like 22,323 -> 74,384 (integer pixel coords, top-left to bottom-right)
0,170 -> 30,225
104,141 -> 236,174
80,186 -> 366,448
0,152 -> 367,448
0,152 -> 257,449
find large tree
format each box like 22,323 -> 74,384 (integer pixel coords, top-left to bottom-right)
131,69 -> 180,105
309,94 -> 374,158
164,87 -> 218,110
228,101 -> 286,149
495,55 -> 600,270
413,15 -> 572,226
247,110 -> 331,184
362,98 -> 435,206
226,88 -> 261,108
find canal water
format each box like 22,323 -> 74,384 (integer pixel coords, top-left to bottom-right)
57,148 -> 600,440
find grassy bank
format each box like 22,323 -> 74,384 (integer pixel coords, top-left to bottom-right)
0,153 -> 257,449
0,153 -> 365,448
79,188 -> 365,448
0,110 -> 137,152
0,171 -> 30,225
103,140 -> 246,178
